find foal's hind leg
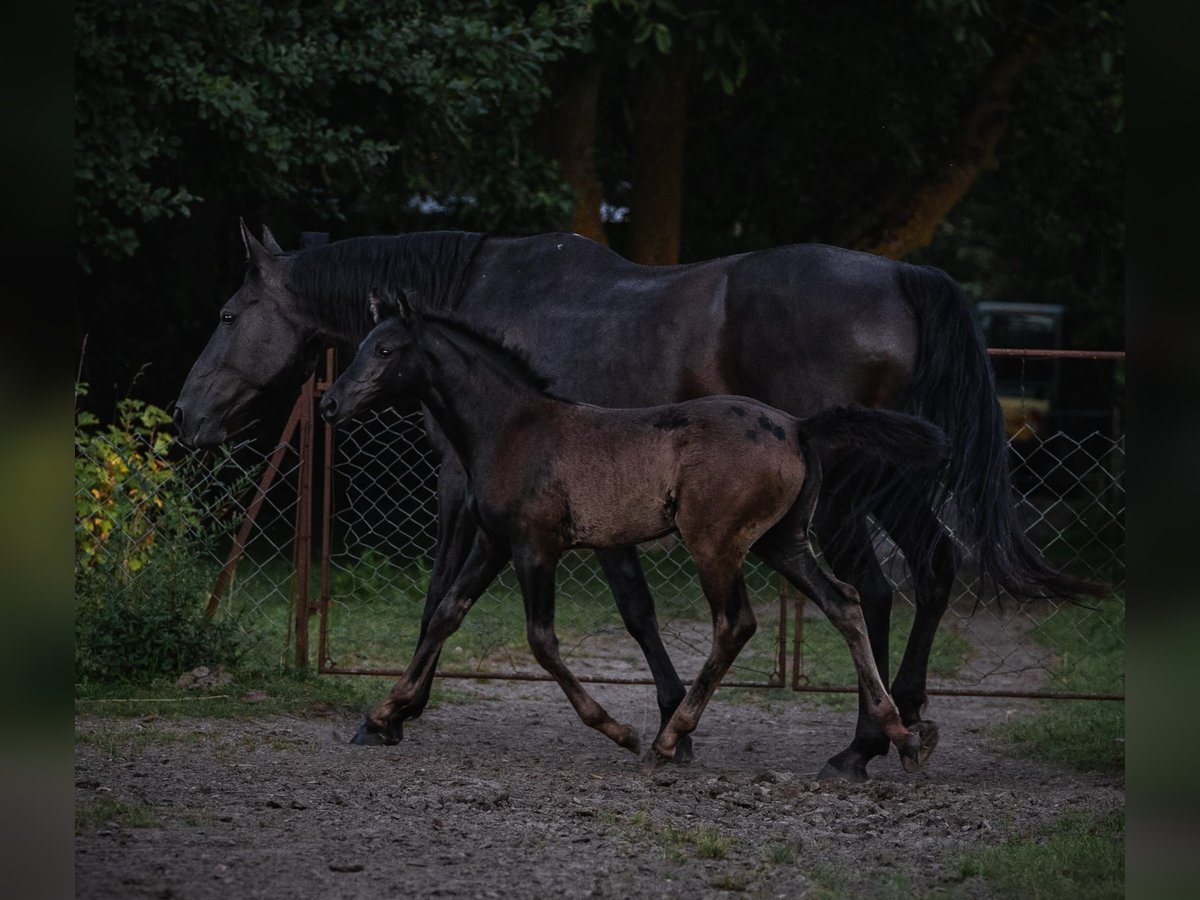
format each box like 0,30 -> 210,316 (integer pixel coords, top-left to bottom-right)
755,529 -> 926,774
872,482 -> 959,765
513,549 -> 641,754
595,548 -> 693,765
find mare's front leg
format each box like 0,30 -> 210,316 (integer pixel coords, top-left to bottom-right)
352,529 -> 509,745
513,548 -> 642,754
648,546 -> 758,768
594,548 -> 693,765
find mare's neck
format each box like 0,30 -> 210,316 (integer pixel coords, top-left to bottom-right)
415,324 -> 557,474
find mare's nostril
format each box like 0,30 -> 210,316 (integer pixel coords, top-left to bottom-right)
173,406 -> 186,432
319,395 -> 338,421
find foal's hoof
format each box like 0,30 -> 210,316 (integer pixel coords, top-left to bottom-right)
641,746 -> 672,773
673,734 -> 695,767
349,716 -> 402,746
898,721 -> 939,774
817,750 -> 871,783
614,724 -> 641,755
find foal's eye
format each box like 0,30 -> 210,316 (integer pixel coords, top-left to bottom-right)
377,346 -> 393,358
220,311 -> 235,324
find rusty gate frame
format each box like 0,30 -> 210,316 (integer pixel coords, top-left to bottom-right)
210,348 -> 1125,700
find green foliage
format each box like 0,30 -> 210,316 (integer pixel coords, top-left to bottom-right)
75,0 -> 588,269
75,384 -> 243,683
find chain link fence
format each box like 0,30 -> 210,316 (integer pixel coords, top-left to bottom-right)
74,354 -> 1124,699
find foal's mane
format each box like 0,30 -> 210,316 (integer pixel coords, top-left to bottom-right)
419,313 -> 561,399
286,232 -> 484,338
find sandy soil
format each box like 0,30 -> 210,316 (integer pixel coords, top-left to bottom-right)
74,675 -> 1123,898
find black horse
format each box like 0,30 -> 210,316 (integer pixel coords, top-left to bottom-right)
176,223 -> 1093,780
320,290 -> 947,771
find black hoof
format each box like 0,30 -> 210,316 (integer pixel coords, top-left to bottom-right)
817,749 -> 871,783
673,734 -> 695,766
898,720 -> 939,774
349,716 -> 402,746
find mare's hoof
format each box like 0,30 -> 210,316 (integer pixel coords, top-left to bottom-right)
817,750 -> 870,783
898,720 -> 939,774
673,734 -> 695,767
817,760 -> 869,783
349,716 -> 402,746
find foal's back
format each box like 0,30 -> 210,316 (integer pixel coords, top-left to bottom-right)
501,395 -> 807,553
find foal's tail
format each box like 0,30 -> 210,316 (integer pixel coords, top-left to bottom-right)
799,405 -> 951,470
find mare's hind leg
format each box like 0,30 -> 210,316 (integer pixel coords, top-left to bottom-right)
513,549 -> 641,754
595,548 -> 693,765
353,529 -> 509,745
872,481 -> 959,762
649,546 -> 758,767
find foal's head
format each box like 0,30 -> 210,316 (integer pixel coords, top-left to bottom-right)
319,289 -> 419,426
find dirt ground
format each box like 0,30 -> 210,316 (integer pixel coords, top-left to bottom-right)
74,675 -> 1123,899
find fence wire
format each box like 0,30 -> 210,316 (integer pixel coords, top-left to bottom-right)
74,361 -> 1125,698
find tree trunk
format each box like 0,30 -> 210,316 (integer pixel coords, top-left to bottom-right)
847,37 -> 1037,260
533,58 -> 607,244
629,57 -> 688,266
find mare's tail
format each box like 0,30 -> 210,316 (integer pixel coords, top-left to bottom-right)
896,264 -> 1102,598
799,405 -> 951,470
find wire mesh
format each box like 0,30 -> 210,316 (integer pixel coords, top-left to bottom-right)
74,357 -> 1124,698
320,383 -> 1124,698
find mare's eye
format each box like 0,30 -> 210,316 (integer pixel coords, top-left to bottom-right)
221,311 -> 235,323
377,346 -> 393,358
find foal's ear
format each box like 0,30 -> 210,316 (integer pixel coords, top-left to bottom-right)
368,287 -> 401,324
368,287 -> 413,324
261,225 -> 285,256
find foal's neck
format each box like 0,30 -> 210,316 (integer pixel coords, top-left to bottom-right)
415,322 -> 558,472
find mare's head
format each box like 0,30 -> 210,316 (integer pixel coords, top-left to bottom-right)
174,221 -> 322,447
319,289 -> 420,427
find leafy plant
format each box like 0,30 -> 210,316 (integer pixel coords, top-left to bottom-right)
75,384 -> 244,682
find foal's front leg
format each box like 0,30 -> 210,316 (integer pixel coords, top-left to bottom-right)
513,548 -> 641,754
352,531 -> 509,745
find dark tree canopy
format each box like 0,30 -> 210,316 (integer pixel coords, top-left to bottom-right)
75,0 -> 1123,413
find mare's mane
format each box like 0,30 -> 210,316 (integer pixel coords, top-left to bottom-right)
286,232 -> 484,338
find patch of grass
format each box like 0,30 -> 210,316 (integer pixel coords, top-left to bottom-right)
803,860 -> 852,898
709,869 -> 756,892
75,796 -> 159,833
75,724 -> 210,759
693,827 -> 731,860
951,810 -> 1124,898
761,841 -> 797,866
996,596 -> 1125,773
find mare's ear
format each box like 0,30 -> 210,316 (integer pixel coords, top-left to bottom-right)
261,225 -> 285,255
239,217 -> 273,267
